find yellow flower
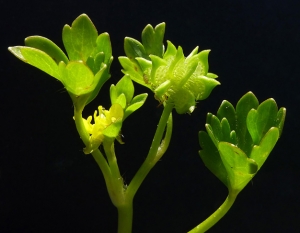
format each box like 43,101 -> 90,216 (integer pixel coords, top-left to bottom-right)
83,103 -> 123,154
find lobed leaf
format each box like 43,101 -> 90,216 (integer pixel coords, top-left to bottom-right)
8,46 -> 60,80
217,100 -> 236,131
141,22 -> 165,58
249,127 -> 279,169
85,63 -> 109,105
62,14 -> 98,62
92,32 -> 112,64
59,61 -> 95,96
235,92 -> 259,155
124,37 -> 147,59
219,142 -> 258,192
115,75 -> 134,105
123,93 -> 148,120
276,107 -> 286,137
25,36 -> 69,64
199,131 -> 228,186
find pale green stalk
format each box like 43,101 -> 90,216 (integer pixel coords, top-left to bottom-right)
126,101 -> 174,201
188,190 -> 238,233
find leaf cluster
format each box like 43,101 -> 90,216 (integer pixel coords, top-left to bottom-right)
199,92 -> 286,193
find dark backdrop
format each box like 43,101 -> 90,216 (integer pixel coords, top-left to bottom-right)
1,0 -> 299,232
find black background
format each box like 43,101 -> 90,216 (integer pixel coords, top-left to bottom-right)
1,0 -> 299,232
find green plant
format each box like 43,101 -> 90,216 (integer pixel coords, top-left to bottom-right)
8,14 -> 286,233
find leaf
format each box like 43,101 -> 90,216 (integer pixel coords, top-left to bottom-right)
197,50 -> 210,75
206,72 -> 218,79
114,93 -> 127,109
219,142 -> 258,192
163,41 -> 177,60
188,75 -> 220,100
59,61 -> 95,95
247,98 -> 278,145
119,56 -> 150,88
154,80 -> 171,98
221,118 -> 232,143
186,46 -> 199,58
123,93 -> 148,120
142,22 -> 165,58
110,84 -> 118,105
276,107 -> 286,137
199,131 -> 228,186
136,57 -> 152,73
25,36 -> 69,64
115,75 -> 134,105
124,37 -> 147,59
62,14 -> 98,62
235,92 -> 259,155
217,100 -> 236,132
209,115 -> 222,144
8,46 -> 60,80
92,32 -> 112,64
85,63 -> 109,105
149,54 -> 168,84
249,127 -> 279,169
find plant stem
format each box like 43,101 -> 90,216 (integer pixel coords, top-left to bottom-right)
74,107 -> 113,199
188,190 -> 238,233
117,200 -> 133,233
126,100 -> 174,200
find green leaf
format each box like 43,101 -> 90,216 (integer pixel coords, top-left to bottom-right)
119,56 -> 150,88
276,107 -> 286,137
172,88 -> 195,114
247,98 -> 278,145
217,100 -> 236,131
186,46 -> 199,58
94,52 -> 105,70
92,32 -> 112,64
25,36 -> 69,64
59,61 -> 95,95
149,54 -> 168,84
62,14 -> 98,62
110,84 -> 118,105
221,118 -> 231,142
8,46 -> 60,80
249,127 -> 279,169
154,80 -> 171,98
123,93 -> 148,120
115,75 -> 134,105
219,142 -> 258,192
210,115 -> 222,144
136,57 -> 152,74
163,40 -> 177,60
124,37 -> 147,59
206,72 -> 218,79
235,92 -> 259,155
85,63 -> 109,106
188,75 -> 220,101
197,50 -> 210,75
114,93 -> 127,109
141,22 -> 165,58
199,131 -> 228,186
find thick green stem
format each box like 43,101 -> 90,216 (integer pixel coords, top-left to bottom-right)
117,201 -> 133,233
126,101 -> 174,200
188,190 -> 238,233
